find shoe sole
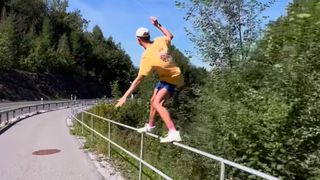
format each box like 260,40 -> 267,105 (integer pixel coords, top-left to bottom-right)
160,139 -> 182,143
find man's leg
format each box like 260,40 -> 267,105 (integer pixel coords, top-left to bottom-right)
152,88 -> 176,131
148,89 -> 165,127
148,89 -> 158,127
137,89 -> 166,133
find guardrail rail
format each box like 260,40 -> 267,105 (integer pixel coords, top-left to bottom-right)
71,106 -> 280,180
0,100 -> 95,131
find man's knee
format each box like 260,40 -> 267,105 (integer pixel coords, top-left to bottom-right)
160,100 -> 165,106
150,96 -> 156,106
152,100 -> 161,109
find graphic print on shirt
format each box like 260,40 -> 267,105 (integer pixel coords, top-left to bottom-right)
158,48 -> 173,64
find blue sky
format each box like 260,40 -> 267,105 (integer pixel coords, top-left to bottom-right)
67,0 -> 292,68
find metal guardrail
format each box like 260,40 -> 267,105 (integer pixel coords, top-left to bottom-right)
0,100 -> 95,130
71,107 -> 280,180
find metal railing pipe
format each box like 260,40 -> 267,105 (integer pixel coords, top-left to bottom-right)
74,108 -> 279,180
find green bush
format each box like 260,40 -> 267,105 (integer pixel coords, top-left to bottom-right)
74,1 -> 320,179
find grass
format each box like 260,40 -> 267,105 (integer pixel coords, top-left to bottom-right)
70,105 -> 222,180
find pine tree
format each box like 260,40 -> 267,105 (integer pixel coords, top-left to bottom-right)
0,16 -> 15,70
92,25 -> 104,43
25,17 -> 56,72
19,24 -> 36,70
56,33 -> 73,73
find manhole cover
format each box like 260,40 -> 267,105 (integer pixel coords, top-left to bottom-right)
32,149 -> 61,156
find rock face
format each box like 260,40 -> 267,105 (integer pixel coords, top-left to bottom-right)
0,70 -> 111,100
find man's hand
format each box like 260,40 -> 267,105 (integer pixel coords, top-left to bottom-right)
150,16 -> 173,40
115,97 -> 127,108
115,75 -> 144,108
150,16 -> 159,27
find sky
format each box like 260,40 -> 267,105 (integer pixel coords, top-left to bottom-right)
67,0 -> 292,68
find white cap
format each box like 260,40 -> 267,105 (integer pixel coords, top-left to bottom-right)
136,27 -> 150,37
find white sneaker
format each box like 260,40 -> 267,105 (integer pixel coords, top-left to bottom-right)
137,124 -> 155,133
160,130 -> 182,143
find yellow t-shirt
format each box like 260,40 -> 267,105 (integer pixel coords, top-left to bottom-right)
138,36 -> 184,87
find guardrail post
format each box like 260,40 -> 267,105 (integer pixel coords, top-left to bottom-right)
108,121 -> 111,159
139,133 -> 145,180
0,113 -> 2,124
29,106 -> 31,113
6,111 -> 9,124
220,162 -> 225,180
91,114 -> 94,143
81,111 -> 84,135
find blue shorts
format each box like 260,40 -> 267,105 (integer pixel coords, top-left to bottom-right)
155,81 -> 176,96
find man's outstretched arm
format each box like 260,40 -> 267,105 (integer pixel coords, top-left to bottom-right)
115,75 -> 144,108
150,16 -> 173,40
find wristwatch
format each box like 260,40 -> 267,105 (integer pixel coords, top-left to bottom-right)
157,23 -> 162,28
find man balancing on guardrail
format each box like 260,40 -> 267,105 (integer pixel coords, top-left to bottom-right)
115,16 -> 184,143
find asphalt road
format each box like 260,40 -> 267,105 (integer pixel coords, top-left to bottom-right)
0,108 -> 103,180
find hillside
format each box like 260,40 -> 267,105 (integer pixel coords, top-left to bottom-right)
0,0 -> 134,97
0,70 -> 110,101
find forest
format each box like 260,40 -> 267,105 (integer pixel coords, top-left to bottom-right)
0,0 -> 134,95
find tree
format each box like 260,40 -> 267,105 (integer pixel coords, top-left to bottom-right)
19,24 -> 36,70
25,17 -> 56,72
89,25 -> 109,79
47,0 -> 68,13
0,16 -> 15,70
177,0 -> 275,68
69,29 -> 92,77
92,25 -> 104,43
87,27 -> 135,92
189,0 -> 320,179
110,80 -> 121,99
8,0 -> 46,33
55,33 -> 74,73
0,1 -> 8,23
